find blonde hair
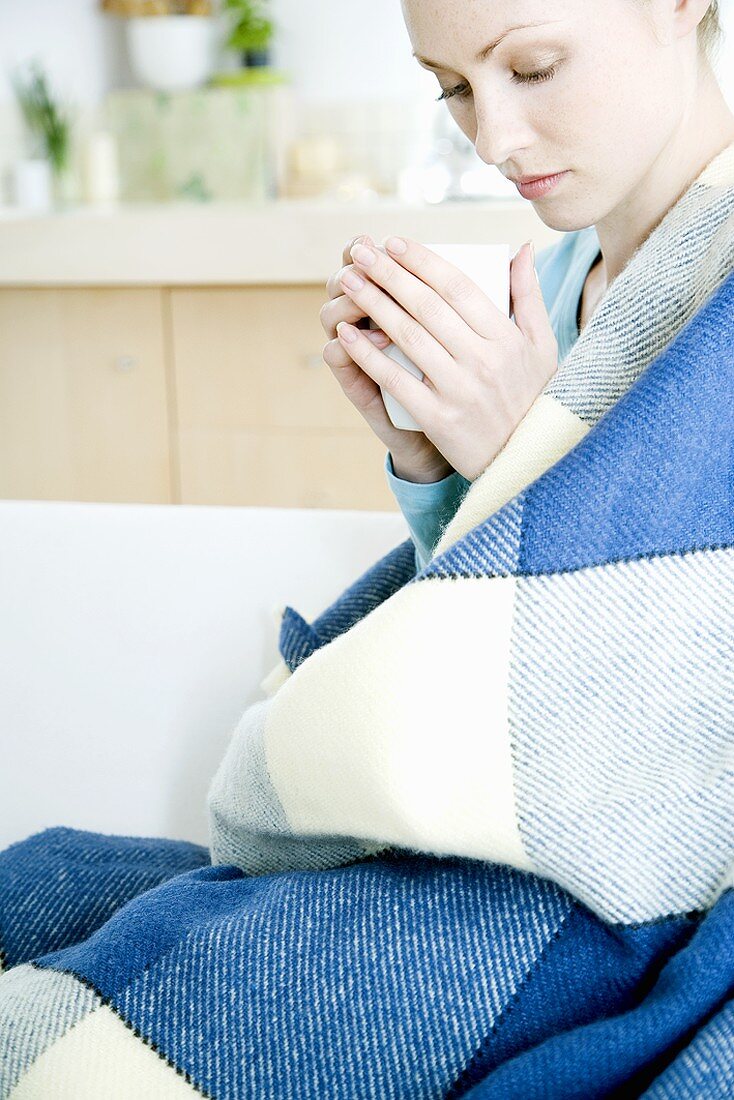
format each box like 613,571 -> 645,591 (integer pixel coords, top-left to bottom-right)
698,1 -> 724,65
638,1 -> 724,65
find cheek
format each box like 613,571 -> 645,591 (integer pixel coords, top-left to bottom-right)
528,73 -> 586,149
446,104 -> 479,145
572,58 -> 679,163
544,57 -> 635,148
573,33 -> 678,132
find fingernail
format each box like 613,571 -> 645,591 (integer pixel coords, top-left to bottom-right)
336,321 -> 357,344
384,236 -> 407,254
528,241 -> 540,284
351,243 -> 376,266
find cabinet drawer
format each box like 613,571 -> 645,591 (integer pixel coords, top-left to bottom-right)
179,427 -> 400,510
0,288 -> 171,503
170,286 -> 368,432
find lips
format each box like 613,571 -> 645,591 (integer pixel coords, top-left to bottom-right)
513,172 -> 563,184
514,171 -> 569,199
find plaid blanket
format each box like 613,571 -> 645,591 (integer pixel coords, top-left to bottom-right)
1,140 -> 733,1097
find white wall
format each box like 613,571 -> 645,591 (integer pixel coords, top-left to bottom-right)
270,0 -> 427,102
0,0 -> 126,107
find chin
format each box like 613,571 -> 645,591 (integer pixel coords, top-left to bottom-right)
530,208 -> 590,233
530,189 -> 598,234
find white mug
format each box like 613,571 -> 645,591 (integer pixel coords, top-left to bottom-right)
372,242 -> 511,431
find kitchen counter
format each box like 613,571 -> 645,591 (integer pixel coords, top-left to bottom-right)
0,198 -> 563,285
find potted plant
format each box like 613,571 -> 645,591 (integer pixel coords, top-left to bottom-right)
222,0 -> 275,68
100,1 -> 217,93
11,60 -> 75,208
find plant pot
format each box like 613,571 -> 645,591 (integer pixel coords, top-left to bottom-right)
126,16 -> 215,93
11,158 -> 53,211
242,47 -> 271,68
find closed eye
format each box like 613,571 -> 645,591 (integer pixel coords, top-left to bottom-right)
435,64 -> 559,101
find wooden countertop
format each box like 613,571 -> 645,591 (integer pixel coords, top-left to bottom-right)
0,197 -> 563,286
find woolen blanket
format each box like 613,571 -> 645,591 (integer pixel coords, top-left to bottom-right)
0,140 -> 733,1098
209,138 -> 734,927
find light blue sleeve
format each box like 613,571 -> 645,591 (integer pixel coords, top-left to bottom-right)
384,450 -> 472,572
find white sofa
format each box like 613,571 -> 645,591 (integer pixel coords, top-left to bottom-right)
0,499 -> 409,852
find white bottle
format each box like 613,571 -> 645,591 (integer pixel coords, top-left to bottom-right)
81,131 -> 120,206
11,158 -> 53,212
373,242 -> 511,431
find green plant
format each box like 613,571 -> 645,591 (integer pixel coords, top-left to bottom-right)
222,0 -> 274,52
11,60 -> 74,174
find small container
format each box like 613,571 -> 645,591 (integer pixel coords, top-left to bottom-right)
11,158 -> 53,212
284,136 -> 342,198
81,131 -> 120,205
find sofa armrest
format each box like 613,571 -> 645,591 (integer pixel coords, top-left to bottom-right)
0,500 -> 409,850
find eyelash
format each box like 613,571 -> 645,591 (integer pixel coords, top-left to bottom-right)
435,64 -> 558,101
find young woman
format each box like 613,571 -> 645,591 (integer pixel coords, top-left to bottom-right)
320,0 -> 733,569
2,4 -> 733,1097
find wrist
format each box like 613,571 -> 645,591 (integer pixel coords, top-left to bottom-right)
390,454 -> 455,484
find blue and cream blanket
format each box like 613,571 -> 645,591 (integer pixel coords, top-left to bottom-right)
1,140 -> 734,1098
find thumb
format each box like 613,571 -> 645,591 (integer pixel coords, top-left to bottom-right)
510,241 -> 551,348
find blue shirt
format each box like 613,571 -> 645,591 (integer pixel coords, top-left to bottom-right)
385,226 -> 602,571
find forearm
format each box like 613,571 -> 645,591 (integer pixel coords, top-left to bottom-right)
384,450 -> 472,570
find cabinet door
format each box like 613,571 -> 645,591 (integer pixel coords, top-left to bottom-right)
0,289 -> 171,503
170,286 -> 399,510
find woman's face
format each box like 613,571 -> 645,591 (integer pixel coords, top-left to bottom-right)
401,0 -> 692,231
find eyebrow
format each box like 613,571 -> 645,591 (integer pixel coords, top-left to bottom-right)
413,20 -> 559,69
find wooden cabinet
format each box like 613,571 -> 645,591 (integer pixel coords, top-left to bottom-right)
0,289 -> 171,503
0,196 -> 561,507
0,285 -> 398,510
169,286 -> 397,509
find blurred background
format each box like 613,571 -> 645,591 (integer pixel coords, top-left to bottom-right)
1,0 -> 733,510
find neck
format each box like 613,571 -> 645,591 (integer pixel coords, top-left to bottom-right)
593,68 -> 734,290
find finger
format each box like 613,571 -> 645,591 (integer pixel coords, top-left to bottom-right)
323,328 -> 392,371
509,242 -> 555,349
323,338 -> 394,428
327,256 -> 375,301
324,235 -> 375,299
335,321 -> 436,427
345,240 -> 477,382
342,233 -> 374,268
339,257 -> 455,391
377,236 -> 510,341
320,286 -> 379,340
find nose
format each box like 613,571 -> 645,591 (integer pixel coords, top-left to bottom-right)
471,99 -> 529,170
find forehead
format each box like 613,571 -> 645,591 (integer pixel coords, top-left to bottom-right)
413,19 -> 564,68
402,0 -> 574,68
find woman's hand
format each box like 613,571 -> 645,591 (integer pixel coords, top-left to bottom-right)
334,236 -> 559,483
320,235 -> 456,483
